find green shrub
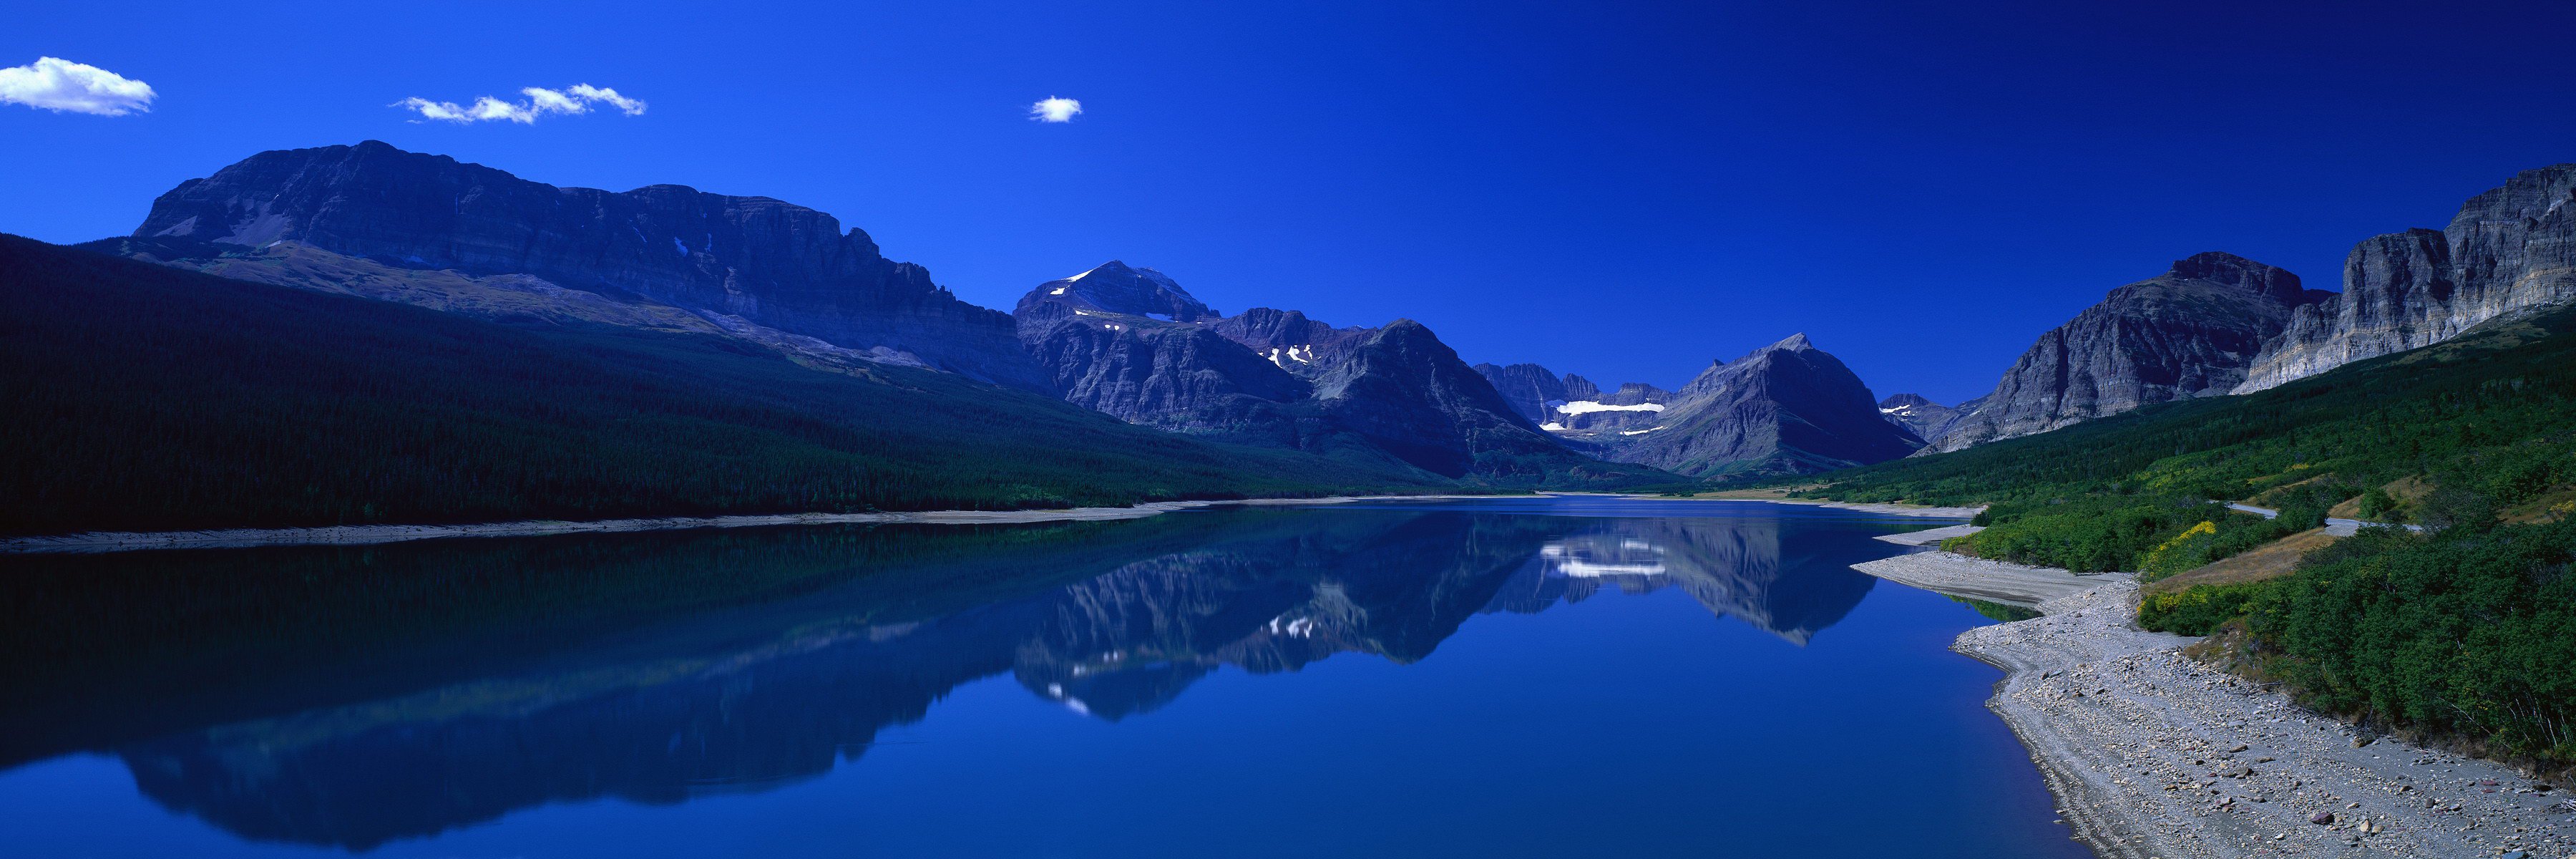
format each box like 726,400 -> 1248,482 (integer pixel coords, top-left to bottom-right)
2253,518 -> 2576,766
2137,581 -> 2276,634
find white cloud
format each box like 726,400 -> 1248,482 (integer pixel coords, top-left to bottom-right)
1030,96 -> 1082,122
0,57 -> 155,116
394,82 -> 648,124
568,84 -> 645,115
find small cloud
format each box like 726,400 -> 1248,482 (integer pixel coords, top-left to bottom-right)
0,57 -> 155,116
394,82 -> 648,124
1030,96 -> 1082,122
567,84 -> 645,115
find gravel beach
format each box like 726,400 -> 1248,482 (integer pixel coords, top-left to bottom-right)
1902,542 -> 2575,858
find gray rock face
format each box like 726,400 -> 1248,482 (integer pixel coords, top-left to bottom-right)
1205,307 -> 1374,377
1309,320 -> 1581,477
1014,264 -> 1632,481
2236,165 -> 2576,392
131,141 -> 1045,389
1019,319 -> 1312,432
1606,334 -> 1923,477
1910,394 -> 1986,447
1932,253 -> 2326,451
1473,362 -> 1580,424
1875,394 -> 1959,440
1544,382 -> 1674,437
1469,361 -> 1669,437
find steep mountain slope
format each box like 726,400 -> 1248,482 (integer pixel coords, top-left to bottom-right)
1800,301 -> 2576,513
1205,306 -> 1377,376
1473,362 -> 1590,424
2237,164 -> 2576,392
1013,263 -> 1312,435
119,140 -> 1045,389
1016,260 -> 1219,322
1013,263 -> 1669,485
1875,394 -> 1961,440
1606,334 -> 1923,477
0,234 -> 1440,536
1931,252 -> 2326,451
1469,362 -> 1669,437
1307,320 -> 1597,478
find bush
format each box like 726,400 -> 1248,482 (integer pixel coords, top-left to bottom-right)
2137,581 -> 2275,634
2253,518 -> 2576,766
1960,495 -> 2304,576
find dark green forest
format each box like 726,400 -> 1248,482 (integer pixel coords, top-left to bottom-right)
0,234 -> 1450,535
1806,302 -> 2576,572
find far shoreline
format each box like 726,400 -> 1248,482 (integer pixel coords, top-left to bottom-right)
0,493 -> 1978,555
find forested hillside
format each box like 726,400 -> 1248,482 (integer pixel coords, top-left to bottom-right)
1790,303 -> 2576,768
0,235 -> 1449,535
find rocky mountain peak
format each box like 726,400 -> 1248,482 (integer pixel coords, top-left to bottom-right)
1878,393 -> 1936,410
1017,261 -> 1216,322
2167,251 -> 2311,305
124,140 -> 1046,390
1765,332 -> 1815,352
1605,334 -> 1921,477
1928,253 -> 2318,451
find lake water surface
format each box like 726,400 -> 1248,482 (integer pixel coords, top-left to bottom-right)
0,498 -> 2091,858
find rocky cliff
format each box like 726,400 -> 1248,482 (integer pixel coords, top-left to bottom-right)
127,141 -> 1045,389
1931,252 -> 2326,451
1469,362 -> 1669,438
1473,362 -> 1584,424
1606,334 -> 1922,477
1013,263 -> 1657,482
2235,165 -> 2576,392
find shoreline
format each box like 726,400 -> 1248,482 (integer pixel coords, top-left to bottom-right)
0,494 -> 1515,555
0,494 -> 1976,555
1875,538 -> 2571,858
1671,495 -> 1987,518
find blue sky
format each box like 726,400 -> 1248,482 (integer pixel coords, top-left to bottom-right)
5,1 -> 2574,402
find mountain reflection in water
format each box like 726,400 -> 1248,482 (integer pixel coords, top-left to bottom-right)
0,503 -> 1904,851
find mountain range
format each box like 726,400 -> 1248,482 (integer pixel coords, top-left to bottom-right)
1913,165 -> 2576,451
15,140 -> 2576,534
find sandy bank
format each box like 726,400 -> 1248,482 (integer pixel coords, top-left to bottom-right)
1850,548 -> 2092,608
1684,496 -> 1986,518
1876,533 -> 2574,858
1873,523 -> 1985,546
0,494 -> 1506,555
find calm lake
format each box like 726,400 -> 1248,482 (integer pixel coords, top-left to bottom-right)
0,498 -> 2090,858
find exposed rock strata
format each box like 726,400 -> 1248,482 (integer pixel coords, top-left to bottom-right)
127,141 -> 1045,389
1933,253 -> 2326,451
1013,263 -> 1631,480
2238,164 -> 2576,392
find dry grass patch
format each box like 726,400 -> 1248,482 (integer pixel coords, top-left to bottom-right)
2141,528 -> 2336,599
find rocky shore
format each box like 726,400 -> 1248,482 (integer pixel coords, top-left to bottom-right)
1912,545 -> 2572,858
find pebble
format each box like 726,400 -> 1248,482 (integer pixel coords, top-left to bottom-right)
1938,565 -> 2570,859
